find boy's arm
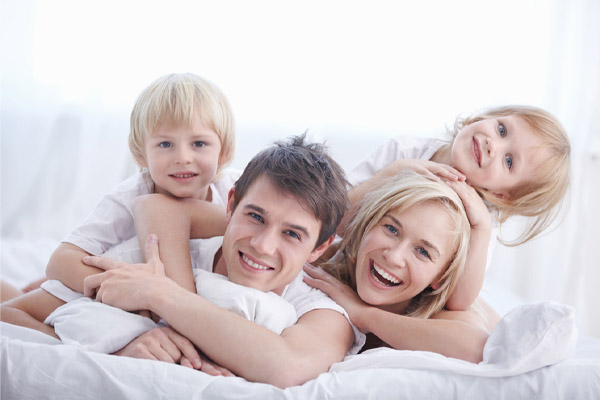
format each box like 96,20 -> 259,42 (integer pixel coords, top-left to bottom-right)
132,194 -> 227,293
443,180 -> 492,311
45,243 -> 100,293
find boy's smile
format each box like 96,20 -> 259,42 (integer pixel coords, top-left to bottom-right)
220,175 -> 329,295
141,114 -> 223,200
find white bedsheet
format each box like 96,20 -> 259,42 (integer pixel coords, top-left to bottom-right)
2,301 -> 600,399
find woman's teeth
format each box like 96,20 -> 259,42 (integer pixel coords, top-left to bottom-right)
372,264 -> 401,286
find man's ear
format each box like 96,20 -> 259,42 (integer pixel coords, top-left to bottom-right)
225,187 -> 236,224
306,234 -> 335,263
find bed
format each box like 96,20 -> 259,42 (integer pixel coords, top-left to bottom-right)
1,240 -> 600,399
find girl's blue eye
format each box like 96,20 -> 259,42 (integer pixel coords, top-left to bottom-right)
159,141 -> 172,148
417,246 -> 431,260
193,141 -> 206,147
498,124 -> 506,137
505,154 -> 513,169
384,224 -> 398,235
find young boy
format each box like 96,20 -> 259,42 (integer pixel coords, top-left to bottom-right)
1,72 -> 238,336
82,134 -> 363,388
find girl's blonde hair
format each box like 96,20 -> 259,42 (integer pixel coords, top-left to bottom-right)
128,73 -> 236,181
451,105 -> 571,246
320,170 -> 471,319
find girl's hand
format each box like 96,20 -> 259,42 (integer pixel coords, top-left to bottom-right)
385,159 -> 466,182
444,180 -> 492,232
303,263 -> 371,332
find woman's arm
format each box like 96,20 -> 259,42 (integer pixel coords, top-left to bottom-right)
132,194 -> 227,293
303,263 -> 492,363
82,240 -> 354,388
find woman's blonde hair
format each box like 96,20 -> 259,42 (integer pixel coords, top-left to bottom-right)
451,105 -> 571,246
128,73 -> 236,181
320,170 -> 471,319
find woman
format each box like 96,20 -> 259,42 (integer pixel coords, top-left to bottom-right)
304,170 -> 499,362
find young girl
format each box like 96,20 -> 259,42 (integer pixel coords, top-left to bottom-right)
347,105 -> 571,311
1,73 -> 237,349
304,170 -> 496,362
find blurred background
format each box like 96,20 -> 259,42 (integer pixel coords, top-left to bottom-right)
2,0 -> 599,337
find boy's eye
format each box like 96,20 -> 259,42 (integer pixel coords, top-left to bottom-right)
384,224 -> 398,235
193,141 -> 206,147
416,246 -> 431,260
505,154 -> 513,169
158,141 -> 172,148
498,124 -> 506,137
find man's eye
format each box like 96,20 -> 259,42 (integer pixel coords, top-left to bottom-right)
193,141 -> 206,147
505,154 -> 513,170
498,124 -> 506,137
285,230 -> 301,240
159,142 -> 172,148
249,212 -> 264,223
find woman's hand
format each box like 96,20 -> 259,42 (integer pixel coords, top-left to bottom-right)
302,263 -> 371,333
116,326 -> 235,377
82,234 -> 174,312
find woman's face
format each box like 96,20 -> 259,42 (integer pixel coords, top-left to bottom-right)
354,200 -> 456,314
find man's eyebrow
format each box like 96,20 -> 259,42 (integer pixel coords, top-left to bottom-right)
244,204 -> 311,239
386,214 -> 441,259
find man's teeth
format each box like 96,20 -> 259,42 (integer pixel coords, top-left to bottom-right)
373,264 -> 400,284
242,254 -> 270,270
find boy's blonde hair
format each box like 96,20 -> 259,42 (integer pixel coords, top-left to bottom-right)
451,105 -> 571,246
129,73 -> 235,181
320,170 -> 470,319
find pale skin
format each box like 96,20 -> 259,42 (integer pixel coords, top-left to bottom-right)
347,115 -> 548,312
304,200 -> 497,363
0,118 -> 233,374
82,180 -> 354,388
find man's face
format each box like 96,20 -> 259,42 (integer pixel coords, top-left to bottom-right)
222,175 -> 331,295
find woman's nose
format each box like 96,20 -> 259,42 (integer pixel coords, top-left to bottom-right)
382,242 -> 408,269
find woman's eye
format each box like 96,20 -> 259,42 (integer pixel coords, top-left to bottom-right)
158,141 -> 172,148
498,124 -> 506,137
505,154 -> 513,169
416,246 -> 431,260
384,224 -> 398,235
193,141 -> 206,147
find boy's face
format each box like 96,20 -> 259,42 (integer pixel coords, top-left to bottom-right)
221,175 -> 332,295
450,115 -> 547,199
140,114 -> 222,200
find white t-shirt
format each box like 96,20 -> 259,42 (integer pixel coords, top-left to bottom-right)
348,134 -> 498,270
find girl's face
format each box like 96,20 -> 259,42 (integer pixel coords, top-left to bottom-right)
450,115 -> 547,199
354,200 -> 456,314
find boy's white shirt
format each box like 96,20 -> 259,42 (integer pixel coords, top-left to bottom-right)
349,135 -> 498,270
42,168 -> 365,356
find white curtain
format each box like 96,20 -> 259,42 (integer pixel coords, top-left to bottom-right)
1,0 -> 599,336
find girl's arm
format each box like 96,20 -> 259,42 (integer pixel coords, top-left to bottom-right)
132,194 -> 227,294
45,243 -> 99,292
443,180 -> 492,311
303,264 -> 492,363
343,160 -> 465,234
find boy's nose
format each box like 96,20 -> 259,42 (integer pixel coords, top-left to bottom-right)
176,147 -> 193,164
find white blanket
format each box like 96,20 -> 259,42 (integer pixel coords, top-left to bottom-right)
3,301 -> 599,399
